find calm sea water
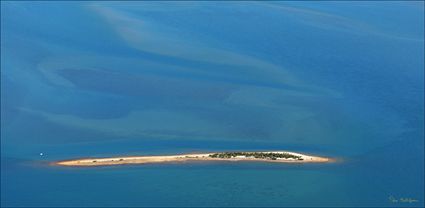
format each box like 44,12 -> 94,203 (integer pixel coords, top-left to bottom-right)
1,2 -> 424,207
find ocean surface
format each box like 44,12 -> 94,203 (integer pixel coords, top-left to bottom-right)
1,2 -> 424,207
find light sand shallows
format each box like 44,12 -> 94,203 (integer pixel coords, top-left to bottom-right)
54,151 -> 334,167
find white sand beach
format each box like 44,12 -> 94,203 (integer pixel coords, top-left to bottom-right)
54,151 -> 334,167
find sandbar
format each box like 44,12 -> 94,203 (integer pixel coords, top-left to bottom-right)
54,151 -> 334,167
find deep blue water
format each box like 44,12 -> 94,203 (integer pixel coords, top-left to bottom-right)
1,2 -> 424,207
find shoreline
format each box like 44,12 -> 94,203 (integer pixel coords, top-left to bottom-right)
53,151 -> 335,167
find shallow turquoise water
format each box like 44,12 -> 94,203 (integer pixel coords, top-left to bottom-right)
1,2 -> 424,207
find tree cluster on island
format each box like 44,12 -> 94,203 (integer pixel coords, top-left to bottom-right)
209,152 -> 303,160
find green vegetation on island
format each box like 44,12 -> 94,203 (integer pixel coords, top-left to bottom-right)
209,152 -> 303,160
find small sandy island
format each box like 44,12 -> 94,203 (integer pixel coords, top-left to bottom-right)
54,151 -> 334,167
